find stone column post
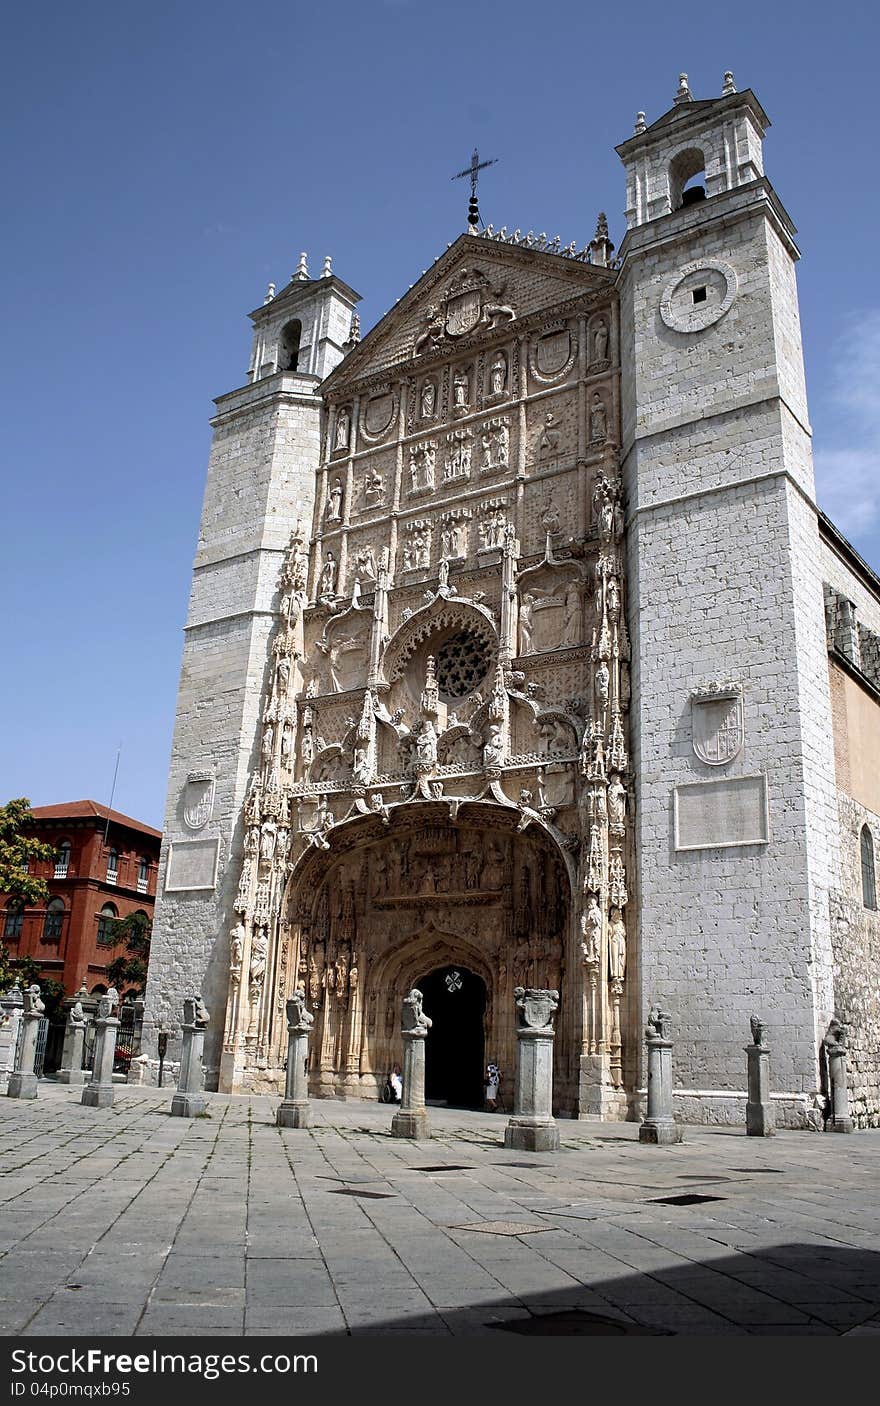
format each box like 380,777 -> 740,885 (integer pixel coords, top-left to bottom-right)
504,987 -> 560,1152
6,985 -> 44,1100
171,997 -> 210,1117
391,989 -> 431,1140
58,998 -> 90,1087
0,983 -> 24,1089
823,1018 -> 854,1134
745,1016 -> 775,1136
639,1005 -> 682,1144
277,989 -> 314,1128
82,990 -> 120,1108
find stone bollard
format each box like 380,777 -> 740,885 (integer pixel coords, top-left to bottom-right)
58,997 -> 90,1087
745,1015 -> 775,1136
6,985 -> 44,1099
81,988 -> 120,1108
171,996 -> 210,1117
504,987 -> 560,1152
823,1017 -> 854,1133
276,989 -> 314,1128
639,1005 -> 683,1144
0,981 -> 24,1089
391,989 -> 432,1140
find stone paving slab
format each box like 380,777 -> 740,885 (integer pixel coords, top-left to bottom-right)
1,1084 -> 879,1337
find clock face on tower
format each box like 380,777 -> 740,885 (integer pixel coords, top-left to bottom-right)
659,258 -> 738,334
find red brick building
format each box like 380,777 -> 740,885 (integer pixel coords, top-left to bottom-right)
1,801 -> 161,997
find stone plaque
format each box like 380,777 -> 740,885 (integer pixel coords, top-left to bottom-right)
165,837 -> 220,892
674,775 -> 769,851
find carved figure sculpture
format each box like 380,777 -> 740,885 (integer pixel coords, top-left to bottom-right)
287,988 -> 314,1030
482,720 -> 504,770
355,545 -> 377,579
750,1014 -> 766,1046
608,774 -> 626,830
320,552 -> 338,597
325,478 -> 343,522
590,394 -> 608,444
562,580 -> 581,646
230,921 -> 245,979
490,352 -> 507,396
645,1005 -> 670,1041
581,896 -> 602,964
420,380 -> 436,418
519,594 -> 534,654
402,989 -> 432,1036
453,367 -> 469,410
593,320 -> 609,364
608,908 -> 627,981
334,408 -> 350,450
364,468 -> 384,506
249,929 -> 268,989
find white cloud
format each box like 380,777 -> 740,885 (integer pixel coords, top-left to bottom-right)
813,311 -> 880,543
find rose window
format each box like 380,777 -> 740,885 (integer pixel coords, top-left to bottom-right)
435,631 -> 493,701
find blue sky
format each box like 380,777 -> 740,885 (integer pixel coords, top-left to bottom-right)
1,1 -> 878,829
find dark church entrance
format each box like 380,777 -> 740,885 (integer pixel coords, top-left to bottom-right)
418,965 -> 486,1110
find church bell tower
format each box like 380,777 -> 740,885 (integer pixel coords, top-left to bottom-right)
615,74 -> 840,1123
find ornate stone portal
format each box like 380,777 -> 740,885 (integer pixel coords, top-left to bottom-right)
218,243 -> 631,1119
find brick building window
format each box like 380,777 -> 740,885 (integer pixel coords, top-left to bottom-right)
54,841 -> 71,878
43,898 -> 65,941
96,902 -> 118,945
861,825 -> 877,911
3,901 -> 24,940
106,849 -> 119,885
137,856 -> 150,894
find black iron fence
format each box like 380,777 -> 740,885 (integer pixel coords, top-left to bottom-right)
114,1001 -> 143,1076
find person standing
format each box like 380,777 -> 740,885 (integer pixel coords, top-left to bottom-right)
485,1062 -> 501,1111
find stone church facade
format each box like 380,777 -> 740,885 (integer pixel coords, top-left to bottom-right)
143,75 -> 880,1126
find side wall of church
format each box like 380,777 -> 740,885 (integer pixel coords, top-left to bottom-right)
141,376 -> 323,1082
619,186 -> 839,1125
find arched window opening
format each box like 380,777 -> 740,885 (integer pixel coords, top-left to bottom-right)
669,147 -> 706,212
4,901 -> 24,940
96,902 -> 119,945
137,855 -> 150,893
861,825 -> 877,910
43,897 -> 65,941
106,849 -> 119,884
55,840 -> 71,879
280,319 -> 302,372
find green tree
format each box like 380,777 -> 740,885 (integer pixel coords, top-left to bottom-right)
0,798 -> 58,996
106,910 -> 152,995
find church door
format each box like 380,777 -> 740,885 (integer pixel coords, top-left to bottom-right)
418,965 -> 486,1110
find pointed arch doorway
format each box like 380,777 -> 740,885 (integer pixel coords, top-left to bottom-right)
418,964 -> 486,1110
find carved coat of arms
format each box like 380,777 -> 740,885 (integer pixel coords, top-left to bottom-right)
414,267 -> 515,355
691,684 -> 743,766
183,772 -> 215,830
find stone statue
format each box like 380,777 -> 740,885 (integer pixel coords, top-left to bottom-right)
325,478 -> 343,522
823,1016 -> 847,1056
608,774 -> 626,829
286,987 -> 314,1030
482,721 -> 504,770
645,1005 -> 670,1041
363,468 -> 384,506
193,995 -> 210,1027
562,580 -> 581,646
420,380 -> 436,418
230,921 -> 245,979
69,999 -> 87,1028
23,984 -> 45,1016
590,394 -> 608,444
320,552 -> 338,597
249,929 -> 268,989
519,594 -> 534,654
334,407 -> 350,450
355,545 -> 377,579
750,1014 -> 766,1047
401,988 -> 432,1036
453,368 -> 469,409
580,896 -> 602,964
261,722 -> 274,762
595,660 -> 610,712
608,908 -> 627,981
490,352 -> 507,396
413,718 -> 438,769
593,320 -> 609,364
513,987 -> 559,1032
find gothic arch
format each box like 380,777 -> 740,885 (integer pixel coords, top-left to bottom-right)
380,595 -> 498,685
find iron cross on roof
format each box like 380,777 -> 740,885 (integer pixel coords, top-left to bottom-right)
451,148 -> 498,230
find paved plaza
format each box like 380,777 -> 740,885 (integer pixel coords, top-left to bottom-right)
1,1086 -> 880,1337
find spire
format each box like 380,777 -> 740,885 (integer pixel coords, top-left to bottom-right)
674,73 -> 693,105
722,70 -> 737,96
294,252 -> 309,281
633,111 -> 647,135
263,282 -> 276,304
321,255 -> 332,278
589,212 -> 615,268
